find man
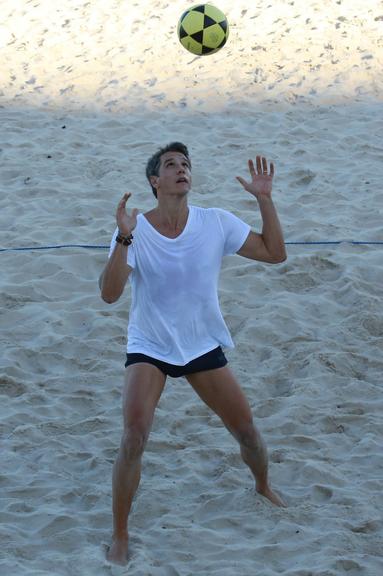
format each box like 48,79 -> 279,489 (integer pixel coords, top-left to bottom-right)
99,142 -> 287,565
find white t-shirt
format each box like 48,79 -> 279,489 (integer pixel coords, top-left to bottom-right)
108,205 -> 250,365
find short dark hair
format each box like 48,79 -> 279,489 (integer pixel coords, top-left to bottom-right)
145,142 -> 191,198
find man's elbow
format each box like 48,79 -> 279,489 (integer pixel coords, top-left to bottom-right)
99,282 -> 120,304
269,250 -> 287,264
100,288 -> 121,304
99,273 -> 119,303
278,250 -> 288,263
101,294 -> 117,304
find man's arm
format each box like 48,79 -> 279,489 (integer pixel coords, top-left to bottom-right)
236,156 -> 286,264
99,192 -> 138,303
237,196 -> 286,263
99,243 -> 133,303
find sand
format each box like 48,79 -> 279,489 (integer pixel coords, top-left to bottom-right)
1,0 -> 383,574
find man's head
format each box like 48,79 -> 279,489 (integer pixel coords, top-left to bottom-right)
146,142 -> 191,198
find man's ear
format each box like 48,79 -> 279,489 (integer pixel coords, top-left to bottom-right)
150,175 -> 159,190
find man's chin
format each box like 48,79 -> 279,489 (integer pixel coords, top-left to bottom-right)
171,187 -> 190,196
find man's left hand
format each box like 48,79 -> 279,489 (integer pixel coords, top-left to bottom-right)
236,156 -> 274,200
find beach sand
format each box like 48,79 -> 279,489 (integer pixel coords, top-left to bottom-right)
1,1 -> 383,574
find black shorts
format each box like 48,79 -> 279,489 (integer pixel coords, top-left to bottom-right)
124,346 -> 228,378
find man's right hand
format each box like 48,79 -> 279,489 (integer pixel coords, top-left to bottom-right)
116,193 -> 139,236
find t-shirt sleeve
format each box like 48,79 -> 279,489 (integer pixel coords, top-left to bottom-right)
108,227 -> 135,268
215,208 -> 251,256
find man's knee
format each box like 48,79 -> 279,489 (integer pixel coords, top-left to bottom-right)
232,421 -> 260,449
120,426 -> 149,461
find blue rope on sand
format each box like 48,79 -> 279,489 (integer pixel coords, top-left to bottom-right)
285,241 -> 383,246
0,241 -> 382,253
0,244 -> 110,252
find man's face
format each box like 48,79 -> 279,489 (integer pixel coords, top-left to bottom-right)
151,151 -> 192,197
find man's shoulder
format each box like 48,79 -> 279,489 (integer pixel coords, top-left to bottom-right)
191,205 -> 223,218
191,205 -> 236,228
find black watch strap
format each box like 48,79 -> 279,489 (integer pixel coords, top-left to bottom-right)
116,232 -> 133,246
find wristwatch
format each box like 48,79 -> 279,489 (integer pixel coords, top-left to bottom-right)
115,231 -> 133,246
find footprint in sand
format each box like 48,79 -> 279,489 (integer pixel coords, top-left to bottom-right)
311,484 -> 333,502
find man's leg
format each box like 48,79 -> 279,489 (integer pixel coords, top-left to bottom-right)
186,365 -> 285,507
107,363 -> 166,565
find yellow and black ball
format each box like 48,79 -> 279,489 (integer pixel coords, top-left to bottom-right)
177,4 -> 229,56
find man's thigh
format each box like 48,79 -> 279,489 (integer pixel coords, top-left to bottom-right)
185,365 -> 253,431
122,363 -> 166,430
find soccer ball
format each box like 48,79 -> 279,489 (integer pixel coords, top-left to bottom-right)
177,4 -> 229,56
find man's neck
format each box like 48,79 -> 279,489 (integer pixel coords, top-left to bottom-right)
154,197 -> 189,232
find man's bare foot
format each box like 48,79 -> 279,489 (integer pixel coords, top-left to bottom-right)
257,485 -> 287,507
106,535 -> 129,566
